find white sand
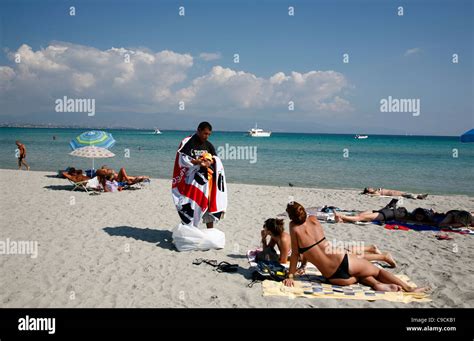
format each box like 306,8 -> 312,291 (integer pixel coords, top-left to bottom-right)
0,169 -> 473,308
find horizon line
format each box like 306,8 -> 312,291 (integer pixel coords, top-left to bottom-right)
0,124 -> 465,138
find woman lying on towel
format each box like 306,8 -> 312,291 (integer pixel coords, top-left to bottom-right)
283,202 -> 429,293
411,208 -> 474,228
334,207 -> 409,224
362,187 -> 428,199
96,166 -> 149,191
260,218 -> 397,268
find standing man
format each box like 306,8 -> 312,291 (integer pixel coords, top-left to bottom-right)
16,140 -> 30,170
178,122 -> 217,228
180,122 -> 216,166
172,121 -> 228,230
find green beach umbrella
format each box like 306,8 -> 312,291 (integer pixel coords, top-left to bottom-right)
70,130 -> 116,150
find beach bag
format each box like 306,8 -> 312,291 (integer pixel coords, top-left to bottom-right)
252,260 -> 287,282
172,223 -> 225,251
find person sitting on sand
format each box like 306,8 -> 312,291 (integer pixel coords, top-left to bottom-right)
15,140 -> 30,170
103,173 -> 122,193
260,218 -> 291,264
96,166 -> 149,190
259,218 -> 397,268
362,187 -> 428,199
283,202 -> 429,293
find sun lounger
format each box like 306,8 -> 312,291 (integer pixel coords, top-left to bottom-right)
62,172 -> 101,192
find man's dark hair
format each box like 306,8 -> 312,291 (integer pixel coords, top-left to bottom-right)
198,121 -> 212,131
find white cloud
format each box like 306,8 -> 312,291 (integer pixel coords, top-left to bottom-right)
0,42 -> 352,117
177,66 -> 352,113
198,52 -> 222,61
404,48 -> 422,56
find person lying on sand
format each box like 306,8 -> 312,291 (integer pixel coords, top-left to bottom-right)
283,202 -> 429,293
410,208 -> 474,228
335,205 -> 409,224
336,203 -> 474,230
439,210 -> 473,228
260,218 -> 397,268
362,187 -> 428,199
96,166 -> 149,190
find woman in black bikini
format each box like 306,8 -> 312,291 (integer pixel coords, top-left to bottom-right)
283,202 -> 429,293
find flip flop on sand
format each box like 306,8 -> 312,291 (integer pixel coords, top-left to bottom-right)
193,259 -> 238,273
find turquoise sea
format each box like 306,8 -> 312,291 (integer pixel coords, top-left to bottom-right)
0,127 -> 473,196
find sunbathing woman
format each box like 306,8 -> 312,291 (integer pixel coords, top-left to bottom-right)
334,207 -> 408,224
96,166 -> 149,189
410,208 -> 474,228
362,187 -> 428,199
261,218 -> 397,268
283,202 -> 429,293
62,168 -> 90,183
438,210 -> 473,228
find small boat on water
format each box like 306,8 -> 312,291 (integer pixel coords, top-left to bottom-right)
153,128 -> 162,134
247,123 -> 271,137
355,134 -> 368,139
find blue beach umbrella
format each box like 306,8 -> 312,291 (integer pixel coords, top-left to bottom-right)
70,130 -> 116,150
460,129 -> 474,143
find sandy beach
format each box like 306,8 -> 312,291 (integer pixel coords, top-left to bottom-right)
0,169 -> 473,308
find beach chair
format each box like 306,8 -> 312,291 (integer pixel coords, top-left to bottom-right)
62,172 -> 95,192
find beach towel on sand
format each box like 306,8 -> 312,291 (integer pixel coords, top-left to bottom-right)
247,250 -> 430,303
383,221 -> 474,235
261,269 -> 431,303
171,135 -> 227,227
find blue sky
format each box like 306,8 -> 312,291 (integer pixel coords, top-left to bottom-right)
0,0 -> 472,135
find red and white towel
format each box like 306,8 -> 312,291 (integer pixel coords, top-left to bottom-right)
171,136 -> 227,227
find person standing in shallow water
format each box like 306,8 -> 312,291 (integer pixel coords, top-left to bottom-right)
15,140 -> 30,170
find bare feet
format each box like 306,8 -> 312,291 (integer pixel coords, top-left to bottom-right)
384,253 -> 397,268
406,286 -> 431,293
374,283 -> 402,292
372,244 -> 382,254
